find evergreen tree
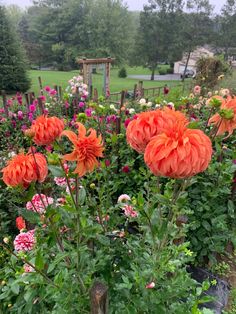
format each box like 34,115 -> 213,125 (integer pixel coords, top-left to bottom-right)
0,6 -> 30,92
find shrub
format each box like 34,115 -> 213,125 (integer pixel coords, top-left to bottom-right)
195,56 -> 230,89
0,6 -> 30,92
159,69 -> 167,75
118,67 -> 127,78
166,68 -> 174,74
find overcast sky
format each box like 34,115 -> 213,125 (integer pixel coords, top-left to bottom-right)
2,0 -> 225,12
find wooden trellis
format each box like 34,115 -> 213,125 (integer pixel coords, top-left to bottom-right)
77,57 -> 115,97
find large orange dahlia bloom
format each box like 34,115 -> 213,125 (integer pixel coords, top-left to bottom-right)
28,115 -> 64,145
208,98 -> 236,136
126,108 -> 188,153
2,152 -> 48,187
144,124 -> 212,178
61,123 -> 104,177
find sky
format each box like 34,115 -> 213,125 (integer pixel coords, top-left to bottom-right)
2,0 -> 225,12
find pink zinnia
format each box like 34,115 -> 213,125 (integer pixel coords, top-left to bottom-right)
146,281 -> 155,289
44,86 -> 51,92
122,205 -> 138,218
23,264 -> 35,273
26,194 -> 54,214
14,230 -> 36,252
193,85 -> 201,95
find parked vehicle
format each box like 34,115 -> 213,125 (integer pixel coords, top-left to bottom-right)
180,69 -> 196,78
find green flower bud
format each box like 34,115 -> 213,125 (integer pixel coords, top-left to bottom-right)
219,109 -> 234,120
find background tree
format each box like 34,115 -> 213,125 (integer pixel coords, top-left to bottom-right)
180,0 -> 214,80
132,0 -> 185,80
213,0 -> 236,61
0,6 -> 30,92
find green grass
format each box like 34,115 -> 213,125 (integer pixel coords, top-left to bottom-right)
28,66 -> 180,96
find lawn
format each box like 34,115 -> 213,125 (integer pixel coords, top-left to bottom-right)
29,66 -> 182,96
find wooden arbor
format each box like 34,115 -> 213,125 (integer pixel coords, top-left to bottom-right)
77,57 -> 115,97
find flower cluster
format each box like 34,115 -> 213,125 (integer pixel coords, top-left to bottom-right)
127,108 -> 212,178
67,76 -> 89,100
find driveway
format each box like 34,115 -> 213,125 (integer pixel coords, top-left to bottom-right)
128,74 -> 181,81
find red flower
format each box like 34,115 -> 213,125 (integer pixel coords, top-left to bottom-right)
16,216 -> 26,231
122,165 -> 130,173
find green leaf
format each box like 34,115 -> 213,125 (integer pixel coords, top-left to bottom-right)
11,282 -> 20,294
48,165 -> 65,177
20,209 -> 41,224
202,220 -> 211,232
35,250 -> 44,270
78,187 -> 86,205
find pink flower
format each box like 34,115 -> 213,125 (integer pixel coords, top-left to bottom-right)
28,113 -> 34,122
49,89 -> 57,96
146,282 -> 155,289
193,85 -> 201,95
44,86 -> 51,92
79,102 -> 85,108
39,95 -> 46,102
29,104 -> 36,112
124,118 -> 131,128
54,177 -> 67,186
56,198 -> 66,206
64,101 -> 70,109
85,108 -> 92,117
21,125 -> 28,131
122,166 -> 130,173
7,99 -> 13,106
26,194 -> 54,214
96,215 -> 110,224
122,205 -> 138,218
117,194 -> 131,203
23,264 -> 35,273
45,145 -> 53,152
105,160 -> 111,167
14,230 -> 36,252
17,111 -> 24,120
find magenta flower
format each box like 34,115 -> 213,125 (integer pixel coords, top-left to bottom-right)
146,282 -> 155,289
85,108 -> 92,117
17,111 -> 24,120
49,89 -> 57,96
79,102 -> 85,108
105,159 -> 111,167
44,86 -> 51,92
29,104 -> 36,112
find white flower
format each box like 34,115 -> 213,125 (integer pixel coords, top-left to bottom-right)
99,105 -> 105,109
110,104 -> 116,110
147,102 -> 152,107
155,104 -> 161,108
117,194 -> 131,203
129,108 -> 135,114
139,98 -> 146,105
8,151 -> 16,158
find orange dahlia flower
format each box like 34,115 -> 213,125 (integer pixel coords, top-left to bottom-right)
61,123 -> 104,177
144,124 -> 212,178
126,108 -> 188,153
28,115 -> 64,145
208,98 -> 236,136
2,152 -> 48,187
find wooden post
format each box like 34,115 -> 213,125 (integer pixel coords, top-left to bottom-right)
1,90 -> 9,117
38,76 -> 44,95
133,83 -> 137,100
59,86 -> 62,99
90,282 -> 108,314
29,92 -> 35,104
25,93 -> 29,111
37,97 -> 44,114
93,88 -> 98,102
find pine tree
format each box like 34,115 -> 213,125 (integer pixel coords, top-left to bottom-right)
0,6 -> 30,92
